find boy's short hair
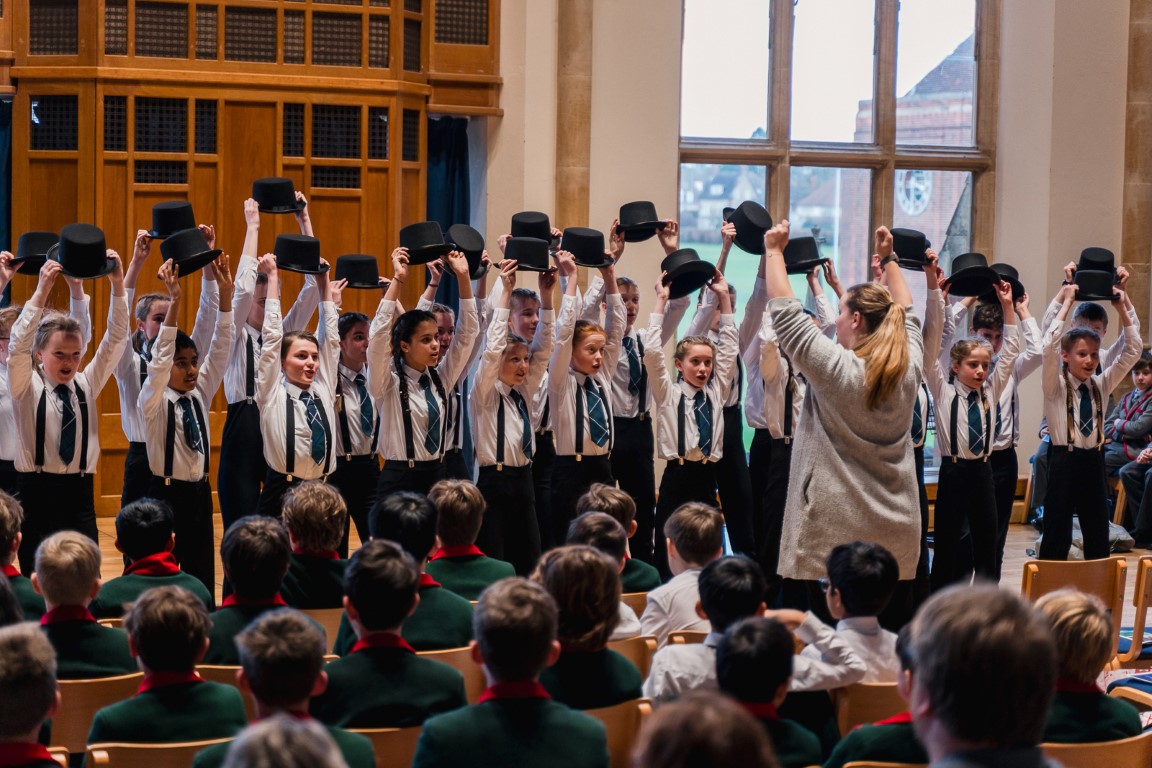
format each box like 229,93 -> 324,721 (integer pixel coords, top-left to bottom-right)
1035,589 -> 1113,685
1072,301 -> 1108,328
222,713 -> 344,768
509,288 -> 540,308
221,517 -> 291,600
664,503 -> 724,568
575,483 -> 637,529
532,545 -> 620,652
0,576 -> 22,626
698,556 -> 766,633
1060,327 -> 1101,355
825,541 -> 899,617
1132,349 -> 1152,374
633,690 -> 778,768
906,584 -> 1055,748
971,302 -> 1004,332
115,498 -> 174,561
236,609 -> 326,708
566,512 -> 627,562
369,492 -> 438,561
427,479 -> 486,548
0,306 -> 21,337
616,276 -> 639,291
716,617 -> 794,702
344,539 -> 420,632
0,490 -> 23,561
0,623 -> 57,739
474,577 -> 557,682
35,531 -> 101,606
281,481 -> 347,555
123,585 -> 211,673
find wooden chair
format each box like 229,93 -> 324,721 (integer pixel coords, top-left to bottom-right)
47,748 -> 68,767
1118,556 -> 1152,668
96,618 -> 123,629
349,726 -> 422,768
300,607 -> 345,654
86,738 -> 233,768
667,630 -> 708,645
1041,729 -> 1152,768
607,635 -> 657,679
833,682 -> 906,736
417,646 -> 486,704
842,762 -> 926,768
52,673 -> 144,755
1108,475 -> 1128,525
1110,683 -> 1152,710
1020,556 -> 1127,656
621,592 -> 648,617
585,698 -> 652,768
195,665 -> 254,721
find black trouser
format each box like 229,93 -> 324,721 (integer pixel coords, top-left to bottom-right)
476,464 -> 539,575
0,459 -> 16,497
533,431 -> 557,549
443,449 -> 471,481
218,402 -> 267,532
550,454 -> 614,546
989,447 -> 1019,580
258,469 -> 326,519
931,457 -> 997,591
611,416 -> 656,563
911,446 -> 931,611
715,405 -> 754,556
121,442 -> 152,508
1120,459 -> 1152,543
375,458 -> 446,507
750,430 -> 792,602
146,475 -> 216,604
15,472 -> 97,576
654,459 -> 718,580
329,454 -> 380,557
1041,447 -> 1111,560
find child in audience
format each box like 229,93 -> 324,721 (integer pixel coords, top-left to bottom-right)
310,539 -> 467,727
204,516 -> 292,665
280,481 -> 349,609
532,545 -> 643,709
0,623 -> 60,767
425,479 -> 515,599
632,690 -> 777,768
191,610 -> 375,768
221,713 -> 343,768
0,490 -> 44,619
87,586 -> 248,745
1037,589 -> 1141,742
576,483 -> 662,593
91,498 -> 213,618
1110,352 -> 1152,544
33,531 -> 135,678
0,305 -> 25,497
565,512 -> 642,640
640,503 -> 723,647
412,577 -> 610,768
715,617 -> 822,768
334,492 -> 473,654
644,555 -> 767,703
0,577 -> 22,626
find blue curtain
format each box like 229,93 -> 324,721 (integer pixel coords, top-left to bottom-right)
0,101 -> 11,307
426,116 -> 470,311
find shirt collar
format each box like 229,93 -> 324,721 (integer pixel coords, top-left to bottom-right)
703,631 -> 724,648
40,605 -> 95,626
676,378 -> 704,397
220,594 -> 288,608
137,670 -> 202,695
419,573 -> 442,589
740,701 -> 779,720
284,380 -> 307,400
431,545 -> 485,561
0,564 -> 19,579
338,362 -> 366,381
402,361 -> 430,382
0,742 -> 57,767
350,632 -> 416,655
872,711 -> 913,727
1054,677 -> 1102,694
291,548 -> 341,561
124,551 -> 182,577
477,681 -> 551,704
836,616 -> 882,636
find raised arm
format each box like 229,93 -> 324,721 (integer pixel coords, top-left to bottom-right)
600,261 -> 625,375
140,259 -> 182,420
1100,290 -> 1143,395
365,249 -> 407,403
254,255 -> 284,407
196,254 -> 235,400
83,252 -> 130,396
474,260 -> 518,401
876,226 -> 913,307
641,274 -> 674,408
9,262 -> 62,400
315,273 -> 344,392
232,199 -> 262,324
987,281 -> 1021,396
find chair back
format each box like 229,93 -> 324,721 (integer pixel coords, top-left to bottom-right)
349,727 -> 422,768
96,618 -> 123,629
842,762 -> 927,768
1041,729 -> 1152,768
833,682 -> 906,736
195,665 -> 254,721
417,646 -> 486,704
47,748 -> 68,767
52,673 -> 144,754
667,630 -> 708,645
1109,684 -> 1152,710
86,738 -> 233,768
607,635 -> 657,679
1020,556 -> 1127,656
585,698 -> 651,768
620,592 -> 648,617
299,608 -> 346,654
1119,556 -> 1152,666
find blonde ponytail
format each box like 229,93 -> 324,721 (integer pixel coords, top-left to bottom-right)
845,283 -> 910,410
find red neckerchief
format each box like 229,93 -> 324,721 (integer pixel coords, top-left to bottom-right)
0,742 -> 56,767
292,548 -> 340,561
1055,677 -> 1102,694
39,605 -> 95,626
350,632 -> 416,655
740,701 -> 779,720
477,681 -> 551,703
431,545 -> 485,561
870,712 -> 914,727
137,670 -> 203,695
123,551 -> 181,577
220,594 -> 288,608
419,573 -> 442,589
1,564 -> 20,579
1119,389 -> 1152,459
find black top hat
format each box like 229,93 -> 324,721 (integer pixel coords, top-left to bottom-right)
148,201 -> 196,240
979,263 -> 1024,303
274,234 -> 328,275
252,177 -> 306,214
1078,247 -> 1116,274
722,207 -> 736,222
47,224 -> 116,280
399,222 -> 454,266
12,231 -> 58,276
728,201 -> 773,255
561,227 -> 612,268
160,228 -> 221,278
446,224 -> 489,280
890,228 -> 931,270
504,237 -> 553,273
783,236 -> 829,275
334,254 -> 381,289
661,249 -> 715,300
615,201 -> 666,243
1074,270 -> 1118,302
511,211 -> 560,247
944,252 -> 1000,297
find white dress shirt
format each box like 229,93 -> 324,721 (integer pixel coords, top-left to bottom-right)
334,362 -> 378,457
686,277 -> 767,408
790,612 -> 871,691
639,568 -> 710,648
416,295 -> 484,452
747,309 -> 807,439
1040,294 -> 1138,372
642,631 -> 721,702
798,616 -> 899,684
610,600 -> 642,642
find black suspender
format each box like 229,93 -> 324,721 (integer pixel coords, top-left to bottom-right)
285,392 -> 332,479
451,382 -> 463,449
245,333 -> 256,403
139,354 -> 147,387
1063,374 -> 1104,451
636,337 -> 648,419
735,356 -> 744,403
335,374 -> 381,459
163,397 -> 210,481
396,359 -> 448,466
34,382 -> 89,474
676,388 -> 713,465
947,388 -> 992,461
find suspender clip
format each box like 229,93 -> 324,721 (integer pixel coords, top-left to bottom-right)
784,437 -> 791,445
951,456 -> 958,464
79,470 -> 85,478
246,396 -> 254,404
496,462 -> 503,472
345,453 -> 352,461
576,454 -> 582,463
408,460 -> 415,469
35,466 -> 42,474
701,457 -> 708,465
677,458 -> 684,466
165,477 -> 172,487
983,455 -> 989,463
286,473 -> 294,482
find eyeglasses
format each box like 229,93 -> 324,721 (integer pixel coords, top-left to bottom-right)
818,577 -> 831,593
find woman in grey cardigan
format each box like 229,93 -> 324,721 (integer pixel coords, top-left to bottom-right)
762,222 -> 923,619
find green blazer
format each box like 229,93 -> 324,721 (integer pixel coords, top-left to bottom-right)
425,554 -> 515,601
539,649 -> 642,710
191,720 -> 374,768
42,620 -> 136,680
281,553 -> 347,610
0,742 -> 61,768
203,604 -> 288,666
91,572 -> 213,618
621,559 -> 662,593
334,585 -> 474,655
1043,690 -> 1141,744
87,681 -> 247,745
310,646 -> 468,728
759,717 -> 823,768
6,572 -> 45,621
823,718 -> 927,768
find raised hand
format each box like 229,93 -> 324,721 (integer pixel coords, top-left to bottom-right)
608,218 -> 626,262
244,198 -> 261,229
158,258 -> 180,298
198,223 -> 216,250
764,220 -> 790,252
658,219 -> 680,255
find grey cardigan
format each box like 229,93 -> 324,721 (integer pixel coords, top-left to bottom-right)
768,297 -> 924,580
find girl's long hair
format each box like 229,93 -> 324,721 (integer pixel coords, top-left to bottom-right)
844,283 -> 909,410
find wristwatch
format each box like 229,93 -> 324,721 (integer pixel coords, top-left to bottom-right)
879,254 -> 899,267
